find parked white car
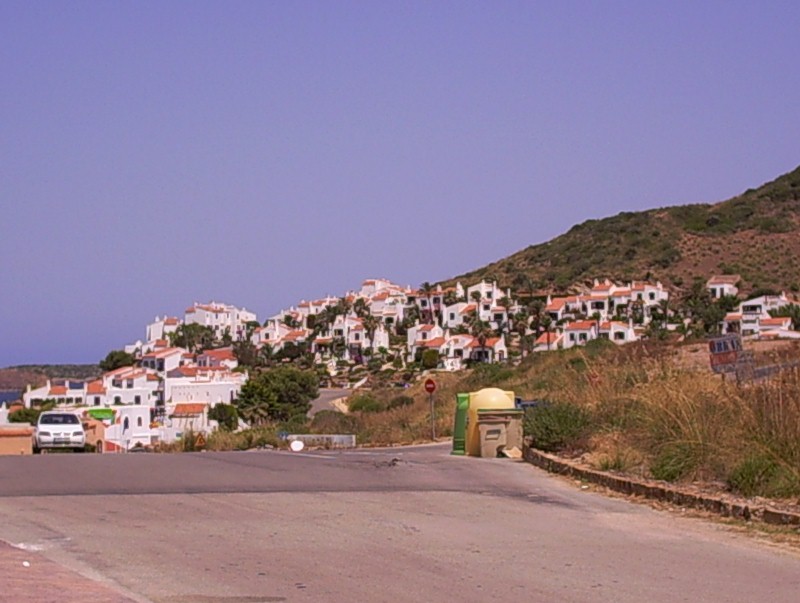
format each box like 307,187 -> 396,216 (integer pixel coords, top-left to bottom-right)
34,411 -> 86,452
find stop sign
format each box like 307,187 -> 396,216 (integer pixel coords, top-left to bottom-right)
424,378 -> 436,394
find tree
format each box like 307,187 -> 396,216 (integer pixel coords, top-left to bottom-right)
234,366 -> 318,425
170,324 -> 215,353
208,403 -> 239,431
541,315 -> 554,351
769,304 -> 800,330
362,314 -> 379,347
353,298 -> 370,319
469,318 -> 493,362
99,350 -> 136,372
421,349 -> 440,370
244,320 -> 261,340
232,340 -> 260,368
419,282 -> 436,324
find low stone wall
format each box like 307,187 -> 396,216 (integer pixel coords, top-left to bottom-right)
0,425 -> 34,455
523,445 -> 800,526
287,434 -> 356,449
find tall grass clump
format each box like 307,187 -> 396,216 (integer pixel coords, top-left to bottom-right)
523,402 -> 591,452
729,367 -> 800,496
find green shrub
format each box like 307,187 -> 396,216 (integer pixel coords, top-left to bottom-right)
8,407 -> 41,424
208,403 -> 238,431
349,394 -> 385,413
728,454 -> 800,498
523,402 -> 591,452
421,349 -> 440,370
650,442 -> 700,482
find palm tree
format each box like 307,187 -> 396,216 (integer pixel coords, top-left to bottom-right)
513,309 -> 530,357
362,314 -> 379,348
469,318 -> 493,363
541,315 -> 553,351
419,282 -> 436,325
353,298 -> 369,319
258,343 -> 276,368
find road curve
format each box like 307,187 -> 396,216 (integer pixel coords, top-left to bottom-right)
0,444 -> 798,603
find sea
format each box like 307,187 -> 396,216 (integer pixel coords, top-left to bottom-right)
0,391 -> 22,405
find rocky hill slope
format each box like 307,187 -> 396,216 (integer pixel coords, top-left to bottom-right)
448,165 -> 800,295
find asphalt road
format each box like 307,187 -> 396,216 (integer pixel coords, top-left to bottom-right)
308,388 -> 349,416
1,445 -> 799,603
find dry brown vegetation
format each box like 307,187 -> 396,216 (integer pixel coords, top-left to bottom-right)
329,339 -> 800,501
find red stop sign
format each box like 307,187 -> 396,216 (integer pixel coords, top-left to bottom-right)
424,378 -> 436,394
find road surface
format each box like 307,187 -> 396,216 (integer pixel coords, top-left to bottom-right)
0,444 -> 799,602
308,388 -> 349,416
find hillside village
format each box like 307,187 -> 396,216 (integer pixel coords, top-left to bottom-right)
8,273 -> 800,453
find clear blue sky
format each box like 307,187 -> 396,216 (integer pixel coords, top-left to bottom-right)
2,1 -> 799,366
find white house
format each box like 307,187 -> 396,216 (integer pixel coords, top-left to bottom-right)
140,347 -> 186,374
706,275 -> 740,300
407,322 -> 446,361
599,320 -> 638,344
563,320 -> 599,349
724,293 -> 799,338
163,366 -> 246,406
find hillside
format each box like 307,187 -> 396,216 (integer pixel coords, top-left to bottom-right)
0,365 -> 102,391
448,165 -> 800,295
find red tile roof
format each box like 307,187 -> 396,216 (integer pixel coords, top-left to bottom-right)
87,381 -> 106,395
565,320 -> 597,331
49,386 -> 67,396
171,403 -> 207,417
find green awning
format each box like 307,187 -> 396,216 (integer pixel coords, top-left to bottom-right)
86,408 -> 116,420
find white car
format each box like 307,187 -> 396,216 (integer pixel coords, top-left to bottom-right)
34,411 -> 86,452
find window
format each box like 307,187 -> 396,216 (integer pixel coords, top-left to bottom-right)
649,292 -> 656,301
134,395 -> 141,405
614,332 -> 625,341
422,333 -> 428,340
449,313 -> 455,321
483,304 -> 490,311
486,291 -> 493,299
569,334 -> 575,342
123,417 -> 129,431
94,396 -> 101,406
114,396 -> 121,405
137,417 -> 143,427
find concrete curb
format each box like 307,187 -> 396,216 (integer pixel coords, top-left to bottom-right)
523,445 -> 800,527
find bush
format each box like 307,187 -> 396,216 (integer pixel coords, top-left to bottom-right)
523,402 -> 591,452
208,403 -> 238,431
310,410 -> 360,434
728,454 -> 800,498
421,349 -> 440,370
650,442 -> 701,482
8,407 -> 41,424
348,394 -> 385,413
388,395 -> 414,409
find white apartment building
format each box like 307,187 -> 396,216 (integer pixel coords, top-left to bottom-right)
185,302 -> 257,341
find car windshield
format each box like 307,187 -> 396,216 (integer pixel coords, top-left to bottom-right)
39,414 -> 80,425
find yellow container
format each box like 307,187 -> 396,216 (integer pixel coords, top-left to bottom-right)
466,388 -> 515,456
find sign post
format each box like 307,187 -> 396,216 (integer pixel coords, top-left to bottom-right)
424,378 -> 437,441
